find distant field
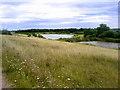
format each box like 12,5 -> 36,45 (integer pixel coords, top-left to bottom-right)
2,35 -> 118,88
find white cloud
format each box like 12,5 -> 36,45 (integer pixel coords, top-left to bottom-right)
0,18 -> 31,23
81,15 -> 110,23
0,0 -> 118,28
1,0 -> 119,2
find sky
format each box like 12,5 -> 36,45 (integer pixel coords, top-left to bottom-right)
0,0 -> 119,30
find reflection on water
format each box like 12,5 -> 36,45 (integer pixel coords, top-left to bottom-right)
80,41 -> 119,49
39,34 -> 74,40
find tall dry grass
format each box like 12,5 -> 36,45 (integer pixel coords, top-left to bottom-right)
2,35 -> 118,88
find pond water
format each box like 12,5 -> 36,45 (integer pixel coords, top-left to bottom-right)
39,34 -> 74,40
80,41 -> 119,49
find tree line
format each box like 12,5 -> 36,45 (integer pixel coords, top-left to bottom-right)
1,24 -> 120,42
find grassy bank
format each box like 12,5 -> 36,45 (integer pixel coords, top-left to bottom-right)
2,35 -> 118,88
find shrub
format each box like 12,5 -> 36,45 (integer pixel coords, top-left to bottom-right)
65,39 -> 75,42
83,38 -> 90,41
88,37 -> 101,41
75,38 -> 82,42
38,34 -> 45,38
104,38 -> 120,43
32,33 -> 37,37
74,32 -> 84,34
1,30 -> 12,35
28,33 -> 31,37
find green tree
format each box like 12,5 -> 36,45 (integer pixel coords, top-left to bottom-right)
1,30 -> 12,35
97,24 -> 110,36
84,29 -> 97,37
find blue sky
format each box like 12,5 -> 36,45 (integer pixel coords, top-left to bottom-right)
0,0 -> 119,30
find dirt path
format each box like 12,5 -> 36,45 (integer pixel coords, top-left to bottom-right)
0,67 -> 12,89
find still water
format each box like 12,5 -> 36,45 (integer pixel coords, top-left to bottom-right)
38,34 -> 119,49
39,34 -> 74,40
80,41 -> 119,49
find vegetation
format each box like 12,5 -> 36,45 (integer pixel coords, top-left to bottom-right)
38,34 -> 45,38
59,24 -> 120,43
15,28 -> 84,34
2,35 -> 118,88
104,38 -> 120,43
0,30 -> 12,35
83,24 -> 120,42
27,33 -> 31,37
14,24 -> 120,43
32,33 -> 37,37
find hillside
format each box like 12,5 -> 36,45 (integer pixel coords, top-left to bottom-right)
2,35 -> 118,88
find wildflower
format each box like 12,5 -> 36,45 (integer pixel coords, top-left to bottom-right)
37,86 -> 40,88
47,81 -> 51,83
43,86 -> 46,88
14,80 -> 17,82
64,86 -> 67,88
66,86 -> 69,88
58,76 -> 60,77
37,77 -> 40,80
46,76 -> 49,79
19,68 -> 22,71
73,89 -> 77,90
67,78 -> 70,81
32,87 -> 35,89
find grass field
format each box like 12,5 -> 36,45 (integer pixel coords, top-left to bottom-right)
2,35 -> 118,88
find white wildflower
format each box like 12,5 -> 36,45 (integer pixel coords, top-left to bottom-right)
67,78 -> 70,81
37,77 -> 40,80
43,86 -> 46,88
47,81 -> 51,83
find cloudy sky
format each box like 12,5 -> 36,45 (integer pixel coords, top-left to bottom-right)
0,0 -> 119,30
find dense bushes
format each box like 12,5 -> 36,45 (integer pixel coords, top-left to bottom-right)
0,30 -> 12,35
32,33 -> 37,37
27,33 -> 31,37
83,24 -> 120,43
99,31 -> 120,38
59,37 -> 101,42
14,23 -> 120,43
104,38 -> 120,43
15,28 -> 84,34
38,34 -> 45,38
74,31 -> 84,34
84,29 -> 97,37
27,33 -> 45,38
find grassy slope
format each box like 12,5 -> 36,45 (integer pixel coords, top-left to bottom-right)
2,35 -> 118,88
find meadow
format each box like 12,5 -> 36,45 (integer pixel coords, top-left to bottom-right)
2,35 -> 118,88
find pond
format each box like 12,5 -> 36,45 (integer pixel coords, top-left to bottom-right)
39,34 -> 74,40
80,41 -> 119,49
